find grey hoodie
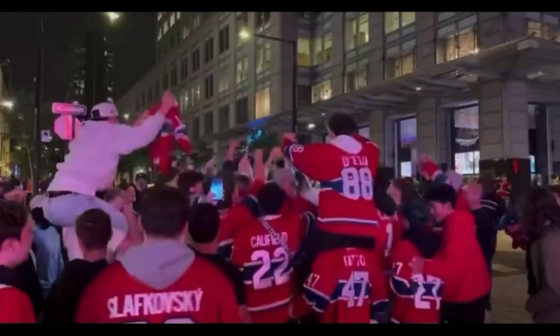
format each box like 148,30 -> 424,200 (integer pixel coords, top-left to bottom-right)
117,239 -> 195,290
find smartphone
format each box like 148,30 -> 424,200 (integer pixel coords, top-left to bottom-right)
210,177 -> 224,201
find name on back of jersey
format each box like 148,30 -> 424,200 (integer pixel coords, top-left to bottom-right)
342,155 -> 369,167
107,289 -> 203,320
251,232 -> 288,248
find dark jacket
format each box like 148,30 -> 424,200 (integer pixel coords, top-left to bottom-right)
43,259 -> 107,324
0,255 -> 43,319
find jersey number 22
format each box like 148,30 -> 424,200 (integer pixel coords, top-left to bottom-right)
251,247 -> 291,290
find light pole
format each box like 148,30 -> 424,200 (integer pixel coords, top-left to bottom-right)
239,30 -> 298,133
33,13 -> 44,195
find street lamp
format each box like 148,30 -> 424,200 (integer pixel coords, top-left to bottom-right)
239,29 -> 298,132
105,12 -> 120,24
0,100 -> 14,110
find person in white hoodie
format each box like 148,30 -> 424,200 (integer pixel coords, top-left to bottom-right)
41,92 -> 177,233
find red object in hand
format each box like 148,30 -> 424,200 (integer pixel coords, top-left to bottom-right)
420,158 -> 440,180
146,103 -> 191,175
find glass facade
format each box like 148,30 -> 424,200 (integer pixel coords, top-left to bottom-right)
450,104 -> 540,176
395,117 -> 417,177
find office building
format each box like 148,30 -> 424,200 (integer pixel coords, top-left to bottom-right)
67,31 -> 115,112
0,66 -> 10,176
116,12 -> 560,200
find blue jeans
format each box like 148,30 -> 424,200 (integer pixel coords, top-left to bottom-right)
33,226 -> 64,292
42,193 -> 128,232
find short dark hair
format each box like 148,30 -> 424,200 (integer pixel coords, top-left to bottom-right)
76,209 -> 112,250
177,171 -> 205,197
424,183 -> 457,208
0,200 -> 29,245
140,186 -> 190,238
327,113 -> 358,136
104,188 -> 123,203
188,203 -> 220,244
257,183 -> 287,215
235,174 -> 252,191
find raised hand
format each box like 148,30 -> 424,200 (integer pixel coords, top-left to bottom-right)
269,147 -> 283,161
283,133 -> 297,142
159,91 -> 178,115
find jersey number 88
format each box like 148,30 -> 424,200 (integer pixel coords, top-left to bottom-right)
341,167 -> 373,201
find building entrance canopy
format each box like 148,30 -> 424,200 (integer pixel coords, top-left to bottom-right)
207,36 -> 560,141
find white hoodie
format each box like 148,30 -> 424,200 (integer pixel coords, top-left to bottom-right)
49,113 -> 165,195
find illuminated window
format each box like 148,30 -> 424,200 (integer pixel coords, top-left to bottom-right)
176,12 -> 181,20
236,12 -> 249,46
157,28 -> 162,41
170,13 -> 175,27
384,12 -> 415,34
345,58 -> 368,93
191,83 -> 201,106
255,87 -> 271,119
527,13 -> 560,41
313,29 -> 333,65
157,12 -> 162,21
345,12 -> 369,51
256,41 -> 271,74
236,57 -> 249,84
297,38 -> 311,66
436,16 -> 478,64
312,79 -> 332,103
163,20 -> 169,34
386,40 -> 416,78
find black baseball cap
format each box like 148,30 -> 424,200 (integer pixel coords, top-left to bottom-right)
135,173 -> 148,181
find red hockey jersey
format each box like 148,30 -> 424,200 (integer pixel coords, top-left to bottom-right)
0,285 -> 36,323
283,135 -> 381,238
146,103 -> 191,175
75,259 -> 241,323
390,240 -> 443,324
299,247 -> 389,323
378,211 -> 404,271
222,213 -> 306,323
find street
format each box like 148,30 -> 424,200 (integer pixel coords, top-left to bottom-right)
490,232 -> 532,323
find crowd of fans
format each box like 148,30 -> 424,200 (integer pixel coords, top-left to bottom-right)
1,92 -> 559,324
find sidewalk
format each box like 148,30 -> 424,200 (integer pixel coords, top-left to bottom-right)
491,275 -> 531,323
489,232 -> 532,324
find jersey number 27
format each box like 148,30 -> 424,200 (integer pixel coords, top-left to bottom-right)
341,167 -> 373,201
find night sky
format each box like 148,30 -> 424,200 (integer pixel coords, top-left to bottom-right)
0,12 -> 155,102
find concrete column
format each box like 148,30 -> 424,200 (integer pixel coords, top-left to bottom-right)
549,105 -> 560,173
416,98 -> 438,161
384,116 -> 395,170
415,12 -> 436,69
416,97 -> 449,166
479,80 -> 529,160
368,110 -> 385,163
479,80 -> 530,203
368,12 -> 384,83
